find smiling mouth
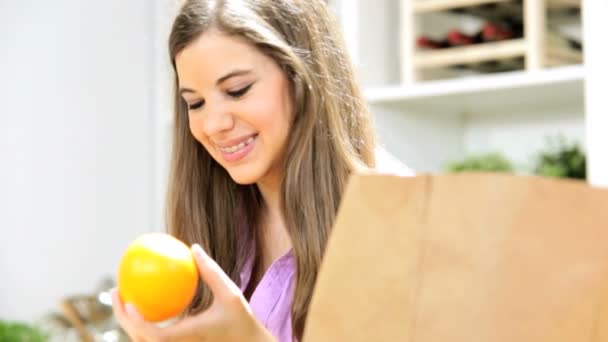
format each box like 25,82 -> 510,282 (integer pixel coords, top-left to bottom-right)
217,134 -> 257,154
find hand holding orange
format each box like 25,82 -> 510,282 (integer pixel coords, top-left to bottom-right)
112,235 -> 274,341
117,233 -> 199,322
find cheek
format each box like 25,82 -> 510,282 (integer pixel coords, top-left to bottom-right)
188,116 -> 202,141
249,96 -> 292,139
251,109 -> 288,148
188,116 -> 213,151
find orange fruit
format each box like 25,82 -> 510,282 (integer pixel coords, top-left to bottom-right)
117,233 -> 199,322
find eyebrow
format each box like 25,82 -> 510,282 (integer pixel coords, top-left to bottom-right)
179,69 -> 253,95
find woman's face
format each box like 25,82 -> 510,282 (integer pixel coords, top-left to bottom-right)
175,31 -> 293,185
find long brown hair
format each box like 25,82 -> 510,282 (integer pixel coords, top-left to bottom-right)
167,0 -> 375,339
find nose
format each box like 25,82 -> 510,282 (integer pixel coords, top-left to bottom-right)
197,100 -> 235,137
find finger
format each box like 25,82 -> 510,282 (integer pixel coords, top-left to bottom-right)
110,288 -> 140,340
154,315 -> 209,341
111,288 -> 129,326
111,289 -> 160,341
191,244 -> 242,300
124,303 -> 172,341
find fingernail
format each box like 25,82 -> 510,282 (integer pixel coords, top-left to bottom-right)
192,243 -> 205,258
125,303 -> 138,317
107,288 -> 118,305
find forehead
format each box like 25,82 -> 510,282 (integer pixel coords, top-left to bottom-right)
175,31 -> 268,85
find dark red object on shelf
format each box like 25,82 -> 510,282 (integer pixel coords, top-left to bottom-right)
446,29 -> 476,46
417,36 -> 444,49
481,23 -> 514,42
417,21 -> 518,51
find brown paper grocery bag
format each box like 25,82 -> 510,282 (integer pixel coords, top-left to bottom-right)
303,173 -> 608,342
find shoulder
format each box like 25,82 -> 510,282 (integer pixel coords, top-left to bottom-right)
373,146 -> 416,177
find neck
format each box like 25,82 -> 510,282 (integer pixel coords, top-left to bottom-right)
256,173 -> 292,265
257,174 -> 282,222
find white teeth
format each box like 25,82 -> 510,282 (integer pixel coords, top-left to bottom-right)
219,136 -> 255,154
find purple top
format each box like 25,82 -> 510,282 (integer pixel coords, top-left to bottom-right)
239,248 -> 296,342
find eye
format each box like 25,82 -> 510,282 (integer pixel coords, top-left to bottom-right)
227,83 -> 254,98
188,100 -> 205,110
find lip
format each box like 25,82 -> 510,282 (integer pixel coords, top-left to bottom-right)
217,134 -> 257,162
213,133 -> 258,149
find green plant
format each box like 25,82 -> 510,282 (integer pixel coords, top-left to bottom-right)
445,152 -> 514,173
534,136 -> 586,180
0,320 -> 48,342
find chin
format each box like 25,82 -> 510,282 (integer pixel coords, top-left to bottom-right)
226,169 -> 262,185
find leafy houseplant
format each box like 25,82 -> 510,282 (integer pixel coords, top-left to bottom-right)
445,152 -> 514,173
0,320 -> 48,342
534,136 -> 586,180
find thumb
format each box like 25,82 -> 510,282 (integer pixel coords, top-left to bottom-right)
191,244 -> 242,301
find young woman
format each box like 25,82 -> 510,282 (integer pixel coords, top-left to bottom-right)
111,1 -> 407,341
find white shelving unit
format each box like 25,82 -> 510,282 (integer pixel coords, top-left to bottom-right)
365,64 -> 584,113
331,0 -> 606,184
401,0 -> 582,83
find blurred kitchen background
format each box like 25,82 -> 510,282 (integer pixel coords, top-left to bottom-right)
1,0 -> 607,340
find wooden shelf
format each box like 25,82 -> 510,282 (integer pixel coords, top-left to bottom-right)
415,39 -> 527,69
365,64 -> 585,114
546,45 -> 583,65
414,0 -> 579,14
548,0 -> 581,9
413,0 -> 512,13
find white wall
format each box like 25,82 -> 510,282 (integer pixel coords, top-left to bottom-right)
0,1 -> 158,320
355,0 -> 401,87
583,0 -> 608,187
464,107 -> 585,172
152,0 -> 181,228
372,105 -> 466,172
370,103 -> 585,174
